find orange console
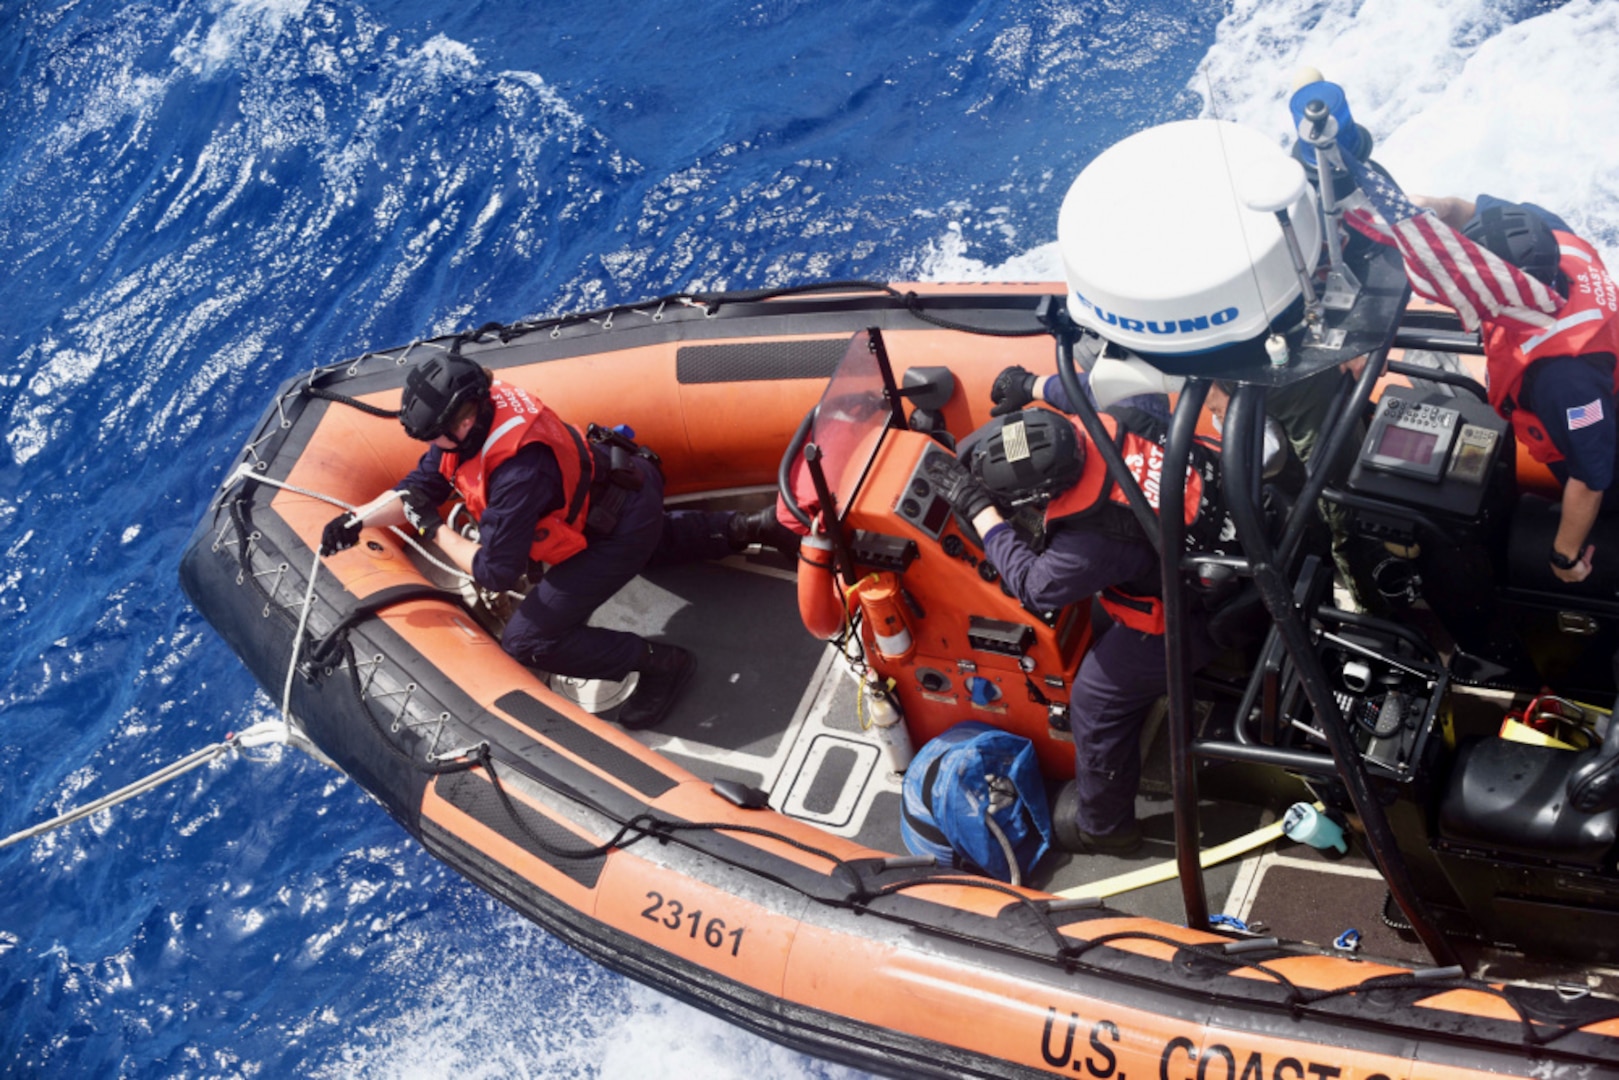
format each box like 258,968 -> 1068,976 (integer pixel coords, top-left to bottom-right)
841,428 -> 1092,777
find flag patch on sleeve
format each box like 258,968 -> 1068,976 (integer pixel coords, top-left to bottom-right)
1567,400 -> 1605,431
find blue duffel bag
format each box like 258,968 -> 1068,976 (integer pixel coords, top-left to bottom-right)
899,721 -> 1054,884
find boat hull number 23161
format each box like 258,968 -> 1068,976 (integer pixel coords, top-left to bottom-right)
640,891 -> 747,956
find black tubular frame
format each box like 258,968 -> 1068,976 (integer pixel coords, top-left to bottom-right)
1159,377 -> 1212,929
1050,330 -> 1206,925
1048,301 -> 1464,964
778,406 -> 819,530
1054,335 -> 1166,557
1221,366 -> 1460,968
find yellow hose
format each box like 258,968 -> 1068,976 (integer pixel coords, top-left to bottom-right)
1055,803 -> 1324,901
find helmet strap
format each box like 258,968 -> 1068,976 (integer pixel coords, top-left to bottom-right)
450,396 -> 496,456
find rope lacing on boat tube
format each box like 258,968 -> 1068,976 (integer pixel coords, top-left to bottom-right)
208,467 -> 492,779
327,282 -> 1064,350
464,738 -> 1619,1053
321,636 -> 484,778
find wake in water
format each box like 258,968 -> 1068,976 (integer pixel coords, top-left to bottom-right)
926,0 -> 1619,280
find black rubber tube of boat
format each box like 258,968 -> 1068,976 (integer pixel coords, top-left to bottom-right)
1158,377 -> 1211,931
1224,381 -> 1462,969
1052,334 -> 1164,556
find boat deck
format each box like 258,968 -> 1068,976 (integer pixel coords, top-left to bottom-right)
571,542 -> 1438,966
404,494 -> 1619,987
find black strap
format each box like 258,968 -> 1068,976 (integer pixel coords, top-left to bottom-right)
302,385 -> 401,420
583,481 -> 633,539
562,425 -> 595,527
899,752 -> 951,850
307,584 -> 461,667
1101,585 -> 1160,613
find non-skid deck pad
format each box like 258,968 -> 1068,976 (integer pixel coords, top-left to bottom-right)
601,560 -> 827,756
1244,862 -> 1427,965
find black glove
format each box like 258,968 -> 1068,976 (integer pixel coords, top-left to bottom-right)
321,512 -> 362,555
989,365 -> 1039,417
924,452 -> 996,523
400,489 -> 444,542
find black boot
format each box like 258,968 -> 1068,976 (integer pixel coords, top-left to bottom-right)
727,506 -> 801,556
1051,781 -> 1143,856
616,642 -> 694,730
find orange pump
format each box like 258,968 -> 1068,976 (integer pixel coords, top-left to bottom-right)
849,573 -> 915,662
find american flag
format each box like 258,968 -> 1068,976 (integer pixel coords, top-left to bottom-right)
1337,152 -> 1562,335
1568,400 -> 1605,431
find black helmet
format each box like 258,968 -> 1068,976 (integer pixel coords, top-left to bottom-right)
966,408 -> 1084,502
399,353 -> 492,441
1463,203 -> 1563,291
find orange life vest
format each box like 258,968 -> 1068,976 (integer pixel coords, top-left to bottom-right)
1042,414 -> 1219,635
1484,233 -> 1619,465
438,380 -> 596,565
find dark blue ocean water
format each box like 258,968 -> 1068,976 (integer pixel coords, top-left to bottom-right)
3,1 -> 1615,1076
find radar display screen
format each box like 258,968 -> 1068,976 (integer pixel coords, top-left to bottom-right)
1374,423 -> 1439,466
1362,396 -> 1459,482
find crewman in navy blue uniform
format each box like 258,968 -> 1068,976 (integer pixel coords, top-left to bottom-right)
926,408 -> 1221,855
1415,195 -> 1619,584
323,353 -> 797,730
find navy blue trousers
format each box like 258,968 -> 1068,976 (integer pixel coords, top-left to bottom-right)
1069,616 -> 1219,836
500,457 -> 735,680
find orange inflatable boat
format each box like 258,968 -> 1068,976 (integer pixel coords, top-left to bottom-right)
181,277 -> 1619,1079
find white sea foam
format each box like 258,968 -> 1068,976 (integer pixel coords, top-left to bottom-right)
170,0 -> 314,79
301,910 -> 869,1080
1201,0 -> 1619,257
924,0 -> 1619,280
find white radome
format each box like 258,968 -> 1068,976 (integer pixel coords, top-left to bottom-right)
1059,118 -> 1320,359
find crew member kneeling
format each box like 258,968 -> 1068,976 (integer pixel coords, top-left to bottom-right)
926,407 -> 1221,855
322,352 -> 797,730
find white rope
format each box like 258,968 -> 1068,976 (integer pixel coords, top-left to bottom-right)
5,443 -> 507,850
228,468 -> 474,584
0,721 -> 288,851
2,470 -> 477,851
276,544 -> 324,738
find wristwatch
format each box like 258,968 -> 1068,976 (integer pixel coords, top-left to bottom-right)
1549,547 -> 1580,571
